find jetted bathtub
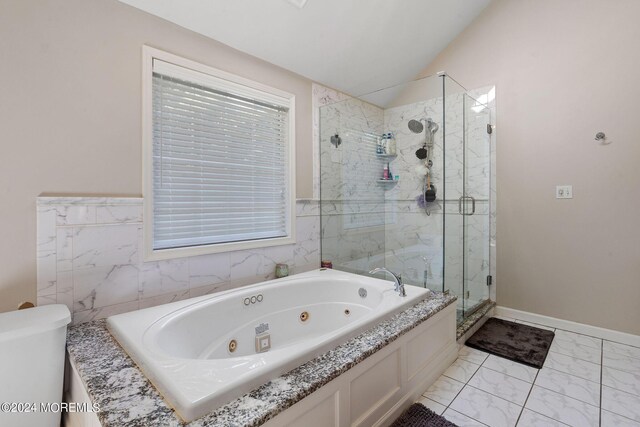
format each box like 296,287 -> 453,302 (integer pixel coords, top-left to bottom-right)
107,269 -> 430,422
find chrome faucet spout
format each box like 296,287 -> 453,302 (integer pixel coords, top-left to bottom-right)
368,267 -> 406,297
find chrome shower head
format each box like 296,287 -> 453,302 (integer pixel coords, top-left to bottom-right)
408,119 -> 424,134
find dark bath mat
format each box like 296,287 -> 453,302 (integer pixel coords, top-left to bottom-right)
465,317 -> 555,369
391,403 -> 457,427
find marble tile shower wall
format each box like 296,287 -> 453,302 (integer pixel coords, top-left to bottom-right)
382,88 -> 494,301
318,88 -> 387,272
315,83 -> 496,301
36,197 -> 320,323
382,95 -> 446,288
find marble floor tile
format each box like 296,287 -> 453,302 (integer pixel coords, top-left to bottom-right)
416,397 -> 446,415
534,367 -> 600,406
443,358 -> 481,383
515,320 -> 555,332
423,375 -> 465,406
524,385 -> 599,427
468,366 -> 532,405
603,351 -> 640,375
442,408 -> 488,426
601,410 -> 640,427
543,352 -> 600,383
553,330 -> 602,349
450,385 -> 522,427
601,385 -> 640,422
459,345 -> 490,365
603,341 -> 640,360
602,366 -> 640,396
549,339 -> 601,364
517,409 -> 570,426
482,355 -> 538,383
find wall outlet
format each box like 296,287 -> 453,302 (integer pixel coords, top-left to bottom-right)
556,185 -> 573,199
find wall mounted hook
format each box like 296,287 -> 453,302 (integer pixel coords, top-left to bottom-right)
595,132 -> 612,145
330,133 -> 341,148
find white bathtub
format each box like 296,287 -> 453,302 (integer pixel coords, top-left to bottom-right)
107,269 -> 429,422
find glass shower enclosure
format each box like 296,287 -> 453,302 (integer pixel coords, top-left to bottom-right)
319,74 -> 493,324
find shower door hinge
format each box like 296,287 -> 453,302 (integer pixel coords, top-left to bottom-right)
486,275 -> 493,286
465,290 -> 470,299
487,124 -> 494,135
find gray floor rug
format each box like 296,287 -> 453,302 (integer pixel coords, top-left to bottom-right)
465,317 -> 555,369
391,403 -> 457,427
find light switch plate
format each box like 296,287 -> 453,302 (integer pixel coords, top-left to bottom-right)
556,185 -> 573,199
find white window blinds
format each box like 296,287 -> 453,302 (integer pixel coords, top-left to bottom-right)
151,59 -> 291,251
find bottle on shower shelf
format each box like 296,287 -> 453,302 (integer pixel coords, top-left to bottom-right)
383,163 -> 390,180
386,133 -> 396,156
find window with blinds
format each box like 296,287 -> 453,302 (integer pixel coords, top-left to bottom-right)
144,49 -> 295,258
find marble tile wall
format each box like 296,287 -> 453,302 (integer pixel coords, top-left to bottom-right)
36,197 -> 320,323
315,82 -> 496,311
382,95 -> 446,290
315,82 -> 496,314
317,86 -> 387,273
312,83 -> 348,200
381,86 -> 495,312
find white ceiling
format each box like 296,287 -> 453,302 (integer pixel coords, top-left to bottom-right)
119,0 -> 491,96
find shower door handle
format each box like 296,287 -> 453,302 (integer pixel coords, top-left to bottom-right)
458,196 -> 476,216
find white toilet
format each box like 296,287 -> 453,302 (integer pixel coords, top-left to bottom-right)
0,304 -> 71,427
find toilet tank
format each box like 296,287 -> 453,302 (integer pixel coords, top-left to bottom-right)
0,304 -> 71,427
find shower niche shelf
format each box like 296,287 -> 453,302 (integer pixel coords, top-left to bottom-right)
376,153 -> 397,160
377,179 -> 398,186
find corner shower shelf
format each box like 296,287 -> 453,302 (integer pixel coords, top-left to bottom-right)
377,179 -> 398,185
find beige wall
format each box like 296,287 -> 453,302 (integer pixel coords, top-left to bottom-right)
0,0 -> 313,313
421,0 -> 640,334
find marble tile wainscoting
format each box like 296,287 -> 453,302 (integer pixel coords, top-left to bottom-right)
36,197 -> 320,323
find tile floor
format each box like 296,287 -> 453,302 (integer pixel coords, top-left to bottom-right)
418,316 -> 640,427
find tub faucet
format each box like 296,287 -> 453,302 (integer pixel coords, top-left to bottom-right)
369,268 -> 406,297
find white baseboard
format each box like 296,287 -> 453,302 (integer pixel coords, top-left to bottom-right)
495,306 -> 640,348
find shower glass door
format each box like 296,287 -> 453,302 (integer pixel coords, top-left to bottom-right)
443,78 -> 492,321
461,93 -> 491,317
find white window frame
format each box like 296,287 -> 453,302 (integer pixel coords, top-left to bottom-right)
142,46 -> 296,261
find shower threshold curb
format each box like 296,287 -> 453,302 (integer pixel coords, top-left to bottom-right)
456,300 -> 496,340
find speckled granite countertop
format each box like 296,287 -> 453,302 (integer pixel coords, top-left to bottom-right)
66,292 -> 457,427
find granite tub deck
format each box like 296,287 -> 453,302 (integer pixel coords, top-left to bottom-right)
66,292 -> 457,427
